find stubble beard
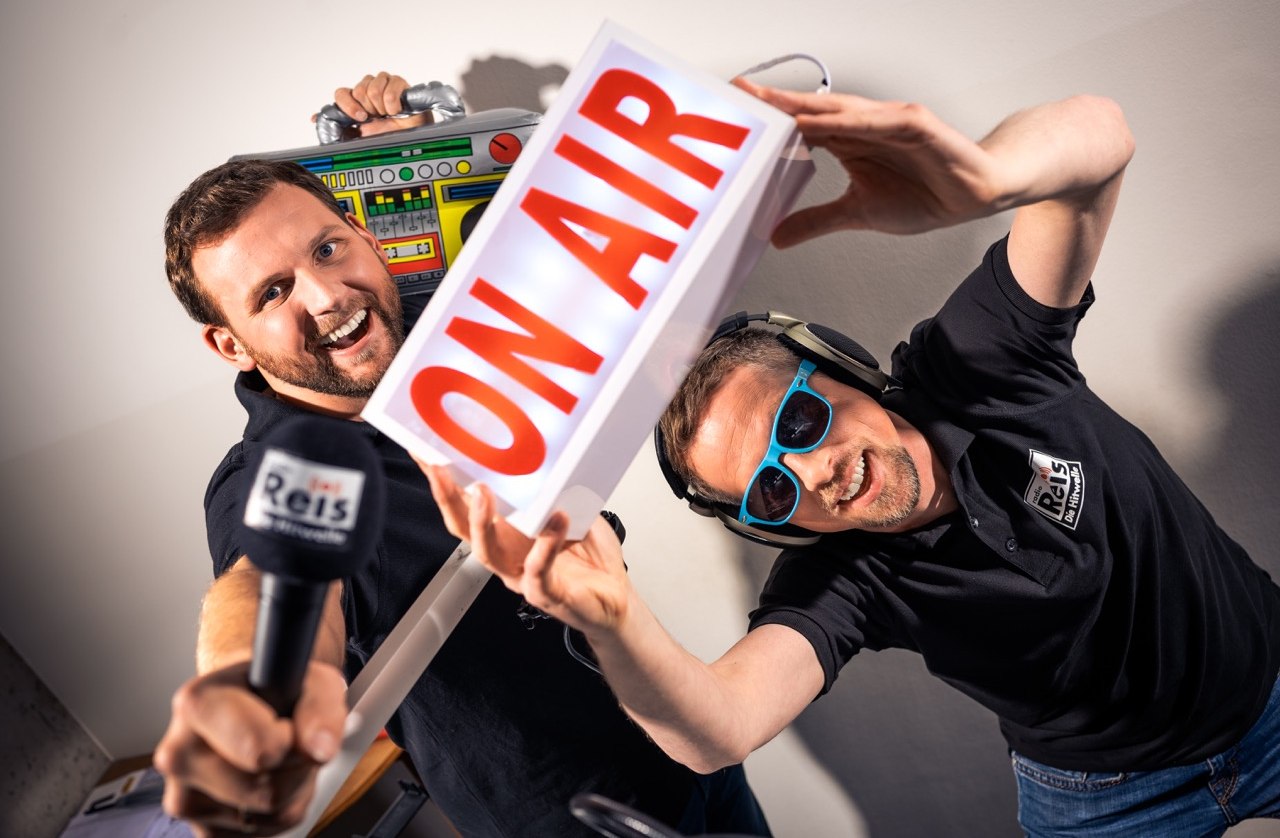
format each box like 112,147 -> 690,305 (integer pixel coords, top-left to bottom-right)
820,445 -> 922,531
238,286 -> 406,399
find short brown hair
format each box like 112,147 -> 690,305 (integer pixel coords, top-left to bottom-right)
658,329 -> 799,502
163,160 -> 345,325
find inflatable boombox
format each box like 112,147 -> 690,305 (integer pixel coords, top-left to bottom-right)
234,106 -> 542,298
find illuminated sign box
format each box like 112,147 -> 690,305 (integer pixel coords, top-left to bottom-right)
364,21 -> 814,538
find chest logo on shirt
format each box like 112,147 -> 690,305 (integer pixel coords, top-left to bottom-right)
1023,450 -> 1085,530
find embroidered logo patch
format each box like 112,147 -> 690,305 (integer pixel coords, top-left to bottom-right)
1024,449 -> 1085,530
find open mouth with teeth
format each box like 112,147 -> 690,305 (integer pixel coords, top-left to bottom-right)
838,453 -> 868,504
318,309 -> 370,351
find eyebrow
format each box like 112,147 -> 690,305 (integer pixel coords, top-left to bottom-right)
245,224 -> 346,308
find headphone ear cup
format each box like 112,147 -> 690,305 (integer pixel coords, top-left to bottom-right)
652,425 -> 691,501
807,323 -> 880,370
778,325 -> 887,400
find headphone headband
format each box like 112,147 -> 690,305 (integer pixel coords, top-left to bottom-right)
654,310 -> 896,548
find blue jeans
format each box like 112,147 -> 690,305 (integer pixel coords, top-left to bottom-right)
1012,675 -> 1280,837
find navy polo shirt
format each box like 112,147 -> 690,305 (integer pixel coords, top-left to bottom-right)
750,237 -> 1280,771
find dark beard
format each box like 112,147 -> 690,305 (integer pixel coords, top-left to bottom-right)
242,294 -> 405,399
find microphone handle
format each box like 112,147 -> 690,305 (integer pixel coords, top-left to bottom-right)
249,573 -> 329,718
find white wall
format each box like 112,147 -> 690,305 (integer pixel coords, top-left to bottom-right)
1,1 -> 1277,836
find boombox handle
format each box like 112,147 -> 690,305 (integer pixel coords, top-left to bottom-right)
315,81 -> 466,145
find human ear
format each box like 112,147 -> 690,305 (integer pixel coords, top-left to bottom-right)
202,325 -> 257,372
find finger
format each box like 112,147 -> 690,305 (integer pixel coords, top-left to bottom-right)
291,663 -> 347,763
333,88 -> 368,122
173,676 -> 293,773
356,113 -> 430,137
347,73 -> 376,113
742,82 -> 854,118
584,512 -> 624,556
364,71 -> 392,115
155,718 -> 275,812
772,198 -> 866,248
423,464 -> 471,540
383,73 -> 410,115
165,783 -> 310,836
258,754 -> 321,823
468,484 -> 508,570
523,512 -> 570,603
793,101 -> 937,146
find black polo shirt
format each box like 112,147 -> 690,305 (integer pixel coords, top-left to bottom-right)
203,297 -> 699,836
749,237 -> 1280,771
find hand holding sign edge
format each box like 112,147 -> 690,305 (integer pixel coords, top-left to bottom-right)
418,460 -> 632,634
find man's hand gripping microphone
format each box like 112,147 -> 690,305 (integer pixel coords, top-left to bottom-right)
240,415 -> 386,717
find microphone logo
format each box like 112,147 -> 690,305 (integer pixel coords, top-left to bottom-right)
243,447 -> 366,547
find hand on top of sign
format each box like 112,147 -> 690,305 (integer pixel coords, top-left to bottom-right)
421,461 -> 634,634
154,658 -> 346,836
732,77 -> 1007,245
312,71 -> 433,138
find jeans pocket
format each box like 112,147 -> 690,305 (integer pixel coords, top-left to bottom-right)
1011,751 -> 1129,791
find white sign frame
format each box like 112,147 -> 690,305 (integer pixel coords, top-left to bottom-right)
364,21 -> 813,537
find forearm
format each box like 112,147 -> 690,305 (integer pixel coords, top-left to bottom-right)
584,594 -> 817,773
196,556 -> 346,674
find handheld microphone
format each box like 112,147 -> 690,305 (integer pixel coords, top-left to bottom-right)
240,415 -> 386,717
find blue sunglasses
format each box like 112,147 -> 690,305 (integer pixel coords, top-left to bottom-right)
739,359 -> 833,527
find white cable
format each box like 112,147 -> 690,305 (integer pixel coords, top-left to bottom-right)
736,53 -> 832,94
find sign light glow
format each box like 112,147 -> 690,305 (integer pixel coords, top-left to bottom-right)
364,22 -> 814,537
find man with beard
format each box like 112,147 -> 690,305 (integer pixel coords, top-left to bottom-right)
152,74 -> 770,838
427,80 -> 1280,835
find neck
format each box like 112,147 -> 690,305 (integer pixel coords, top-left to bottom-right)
888,409 -> 958,530
263,377 -> 368,421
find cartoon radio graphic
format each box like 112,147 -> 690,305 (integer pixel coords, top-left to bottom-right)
233,82 -> 541,298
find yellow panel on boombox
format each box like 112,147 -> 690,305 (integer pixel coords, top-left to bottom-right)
232,108 -> 542,298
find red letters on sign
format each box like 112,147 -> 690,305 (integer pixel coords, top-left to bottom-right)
411,367 -> 547,476
554,135 -> 698,230
579,69 -> 750,189
445,279 -> 604,415
410,63 -> 755,480
520,188 -> 674,310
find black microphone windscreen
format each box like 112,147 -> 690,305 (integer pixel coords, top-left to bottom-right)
240,415 -> 386,582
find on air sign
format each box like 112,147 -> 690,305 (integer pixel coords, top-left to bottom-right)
364,22 -> 814,537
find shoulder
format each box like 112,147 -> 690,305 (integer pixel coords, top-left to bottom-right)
891,236 -> 1094,412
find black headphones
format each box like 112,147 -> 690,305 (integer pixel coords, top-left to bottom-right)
653,310 -> 899,548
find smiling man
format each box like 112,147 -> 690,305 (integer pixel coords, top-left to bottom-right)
152,73 -> 770,838
429,80 -> 1280,837
188,175 -> 405,409
677,337 -> 940,535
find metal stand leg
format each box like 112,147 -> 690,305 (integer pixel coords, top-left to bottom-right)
280,545 -> 490,838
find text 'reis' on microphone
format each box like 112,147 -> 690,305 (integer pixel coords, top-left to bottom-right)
240,415 -> 386,717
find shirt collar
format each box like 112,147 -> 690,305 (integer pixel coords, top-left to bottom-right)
233,370 -> 382,442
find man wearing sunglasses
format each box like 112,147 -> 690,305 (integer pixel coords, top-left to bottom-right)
427,77 -> 1280,836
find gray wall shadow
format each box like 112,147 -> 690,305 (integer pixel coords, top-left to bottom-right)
1186,268 -> 1280,580
458,55 -> 568,114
